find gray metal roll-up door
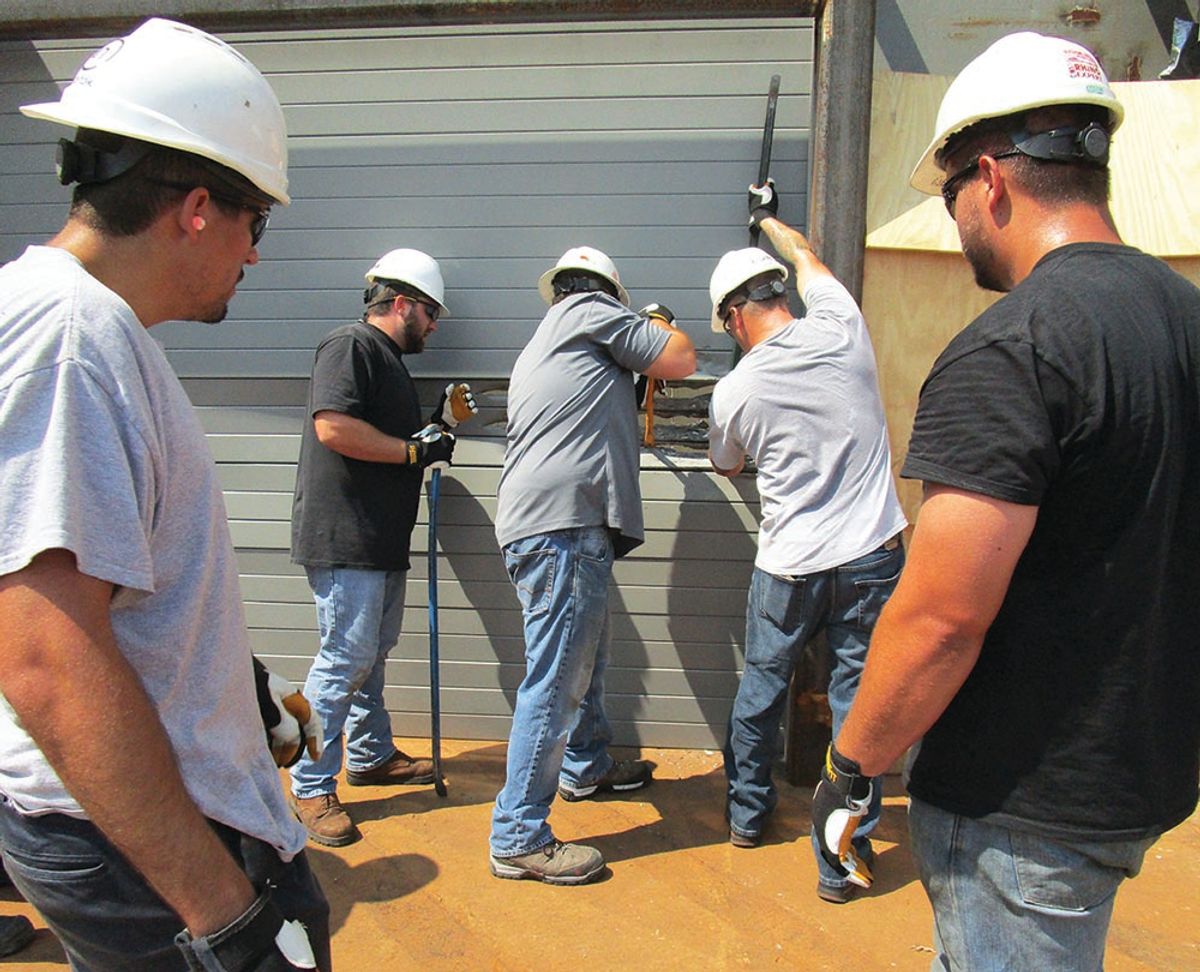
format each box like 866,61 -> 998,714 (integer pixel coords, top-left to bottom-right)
0,16 -> 813,748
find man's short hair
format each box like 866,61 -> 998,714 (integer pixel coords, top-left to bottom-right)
68,129 -> 270,238
942,105 -> 1111,207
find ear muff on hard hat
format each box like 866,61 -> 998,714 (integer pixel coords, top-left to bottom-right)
364,248 -> 449,316
708,248 -> 789,333
538,246 -> 630,307
20,18 -> 290,204
910,31 -> 1123,195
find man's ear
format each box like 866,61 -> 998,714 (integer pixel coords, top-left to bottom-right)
174,187 -> 212,241
978,155 -> 1010,214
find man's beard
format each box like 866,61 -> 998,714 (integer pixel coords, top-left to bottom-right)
398,308 -> 426,353
958,206 -> 1011,294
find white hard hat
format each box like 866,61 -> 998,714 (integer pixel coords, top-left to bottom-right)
537,246 -> 630,307
365,248 -> 449,315
910,31 -> 1123,195
708,248 -> 789,333
20,18 -> 289,204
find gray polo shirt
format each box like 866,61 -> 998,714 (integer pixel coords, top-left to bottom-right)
495,292 -> 670,557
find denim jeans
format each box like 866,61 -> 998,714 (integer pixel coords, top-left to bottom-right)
723,542 -> 904,888
0,801 -> 330,971
491,527 -> 616,857
908,797 -> 1154,972
290,566 -> 407,798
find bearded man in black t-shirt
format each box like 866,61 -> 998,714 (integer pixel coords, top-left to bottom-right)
288,249 -> 469,847
810,32 -> 1200,971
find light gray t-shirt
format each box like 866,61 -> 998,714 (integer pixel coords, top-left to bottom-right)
495,292 -> 670,556
709,275 -> 907,575
0,246 -> 305,859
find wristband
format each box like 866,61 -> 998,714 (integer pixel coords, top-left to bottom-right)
407,442 -> 419,466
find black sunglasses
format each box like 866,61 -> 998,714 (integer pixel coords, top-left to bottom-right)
147,178 -> 271,245
940,149 -> 1024,217
722,300 -> 747,334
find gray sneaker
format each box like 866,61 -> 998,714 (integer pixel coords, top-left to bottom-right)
489,841 -> 605,885
558,759 -> 652,802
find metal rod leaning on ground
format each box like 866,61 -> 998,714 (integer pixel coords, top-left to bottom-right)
426,467 -> 447,796
420,382 -> 478,797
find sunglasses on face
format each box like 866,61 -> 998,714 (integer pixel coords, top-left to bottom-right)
940,149 -> 1025,217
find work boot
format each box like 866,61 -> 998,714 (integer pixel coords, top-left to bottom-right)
290,793 -> 361,847
345,750 -> 436,787
489,841 -> 605,885
557,759 -> 652,802
0,916 -> 34,957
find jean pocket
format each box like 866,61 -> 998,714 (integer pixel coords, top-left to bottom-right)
1010,831 -> 1123,913
3,845 -> 106,884
505,547 -> 557,619
852,554 -> 903,629
755,572 -> 806,636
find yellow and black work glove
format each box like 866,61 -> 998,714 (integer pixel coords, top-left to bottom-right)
411,423 -> 456,471
634,302 -> 673,417
748,178 -> 779,229
252,657 -> 323,769
811,741 -> 874,889
430,382 -> 478,430
175,884 -> 319,970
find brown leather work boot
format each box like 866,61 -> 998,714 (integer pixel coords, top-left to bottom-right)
290,792 -> 361,847
345,750 -> 436,787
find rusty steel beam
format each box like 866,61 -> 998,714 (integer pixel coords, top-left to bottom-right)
807,0 -> 875,304
784,0 -> 876,788
0,1 -> 821,40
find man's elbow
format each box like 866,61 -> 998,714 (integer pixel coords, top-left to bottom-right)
649,345 -> 697,381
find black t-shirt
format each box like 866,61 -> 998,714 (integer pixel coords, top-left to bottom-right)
903,243 -> 1200,840
290,321 -> 423,570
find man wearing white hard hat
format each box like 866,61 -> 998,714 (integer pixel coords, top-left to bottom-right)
815,31 -> 1200,969
0,18 -> 330,971
289,248 -> 477,847
707,191 -> 905,905
489,246 -> 695,884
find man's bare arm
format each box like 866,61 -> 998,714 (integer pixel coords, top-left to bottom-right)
0,550 -> 256,935
313,410 -> 413,463
836,485 -> 1038,776
755,216 -> 836,293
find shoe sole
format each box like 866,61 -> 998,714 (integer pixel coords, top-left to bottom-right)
557,778 -> 648,803
345,771 -> 437,787
817,883 -> 855,904
729,832 -> 760,849
488,856 -> 605,886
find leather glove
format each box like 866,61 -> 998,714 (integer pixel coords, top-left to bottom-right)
252,658 -> 323,769
411,423 -> 456,471
638,303 -> 676,326
811,741 -> 874,889
748,178 -> 779,228
175,886 -> 318,971
430,382 -> 478,429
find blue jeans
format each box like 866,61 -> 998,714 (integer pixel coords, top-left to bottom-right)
908,797 -> 1153,972
491,527 -> 616,857
290,566 -> 406,798
724,542 -> 904,888
0,801 -> 330,971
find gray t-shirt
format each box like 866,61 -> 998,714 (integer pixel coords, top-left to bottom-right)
709,276 -> 906,575
0,246 -> 305,859
495,292 -> 670,556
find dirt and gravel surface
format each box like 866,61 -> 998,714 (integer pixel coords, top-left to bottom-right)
5,740 -> 1197,970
